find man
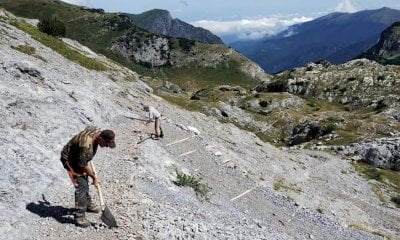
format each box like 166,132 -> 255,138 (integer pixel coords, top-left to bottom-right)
60,126 -> 116,227
143,105 -> 164,139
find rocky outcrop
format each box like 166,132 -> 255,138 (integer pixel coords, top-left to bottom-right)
255,59 -> 400,109
334,137 -> 400,170
123,9 -> 223,44
360,22 -> 400,65
111,31 -> 170,67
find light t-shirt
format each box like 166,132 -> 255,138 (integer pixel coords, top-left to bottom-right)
147,106 -> 161,119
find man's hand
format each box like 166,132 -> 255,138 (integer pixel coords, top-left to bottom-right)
67,170 -> 78,188
92,176 -> 101,186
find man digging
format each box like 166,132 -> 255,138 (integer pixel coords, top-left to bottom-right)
60,126 -> 116,227
143,105 -> 164,139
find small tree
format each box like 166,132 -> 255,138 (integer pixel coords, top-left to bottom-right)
38,17 -> 66,37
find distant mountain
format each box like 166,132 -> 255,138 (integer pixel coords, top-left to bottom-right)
122,9 -> 223,44
360,22 -> 400,64
231,7 -> 400,73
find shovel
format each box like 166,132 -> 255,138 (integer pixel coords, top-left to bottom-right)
89,161 -> 117,228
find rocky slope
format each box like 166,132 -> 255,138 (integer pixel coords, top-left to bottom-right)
1,9 -> 400,240
122,9 -> 223,44
178,58 -> 400,155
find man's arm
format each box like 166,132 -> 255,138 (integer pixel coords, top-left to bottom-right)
67,170 -> 78,188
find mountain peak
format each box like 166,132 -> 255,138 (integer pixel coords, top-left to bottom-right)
123,9 -> 223,44
141,8 -> 172,20
360,21 -> 400,64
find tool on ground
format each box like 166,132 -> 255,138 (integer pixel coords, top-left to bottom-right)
89,161 -> 117,228
137,136 -> 152,144
125,116 -> 148,122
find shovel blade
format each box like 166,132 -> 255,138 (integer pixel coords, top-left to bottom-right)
101,205 -> 117,228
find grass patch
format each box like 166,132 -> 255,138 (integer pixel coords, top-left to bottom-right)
11,43 -> 35,55
11,43 -> 47,62
371,183 -> 386,203
362,167 -> 383,181
274,178 -> 284,191
163,95 -> 205,113
173,171 -> 209,200
10,20 -> 107,71
156,61 -> 259,92
353,162 -> 400,206
349,223 -> 387,238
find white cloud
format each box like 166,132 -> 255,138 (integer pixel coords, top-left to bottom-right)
191,15 -> 313,40
60,0 -> 89,6
334,0 -> 359,13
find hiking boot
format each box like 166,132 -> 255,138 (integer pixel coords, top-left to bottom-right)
159,133 -> 164,138
74,217 -> 91,228
87,203 -> 101,213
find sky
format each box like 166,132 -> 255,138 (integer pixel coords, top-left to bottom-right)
62,0 -> 400,42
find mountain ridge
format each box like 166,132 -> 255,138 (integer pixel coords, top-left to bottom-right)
231,7 -> 400,73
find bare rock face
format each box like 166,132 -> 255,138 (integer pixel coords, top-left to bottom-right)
336,138 -> 400,170
361,22 -> 400,64
125,9 -> 223,44
111,32 -> 170,67
365,147 -> 395,170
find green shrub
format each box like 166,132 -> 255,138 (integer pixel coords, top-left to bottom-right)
38,17 -> 66,37
274,179 -> 284,190
321,118 -> 338,135
316,207 -> 324,214
178,38 -> 195,52
173,171 -> 209,200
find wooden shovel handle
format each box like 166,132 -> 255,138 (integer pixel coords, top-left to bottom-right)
89,161 -> 105,208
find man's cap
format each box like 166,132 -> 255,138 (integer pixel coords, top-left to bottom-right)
100,129 -> 116,148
